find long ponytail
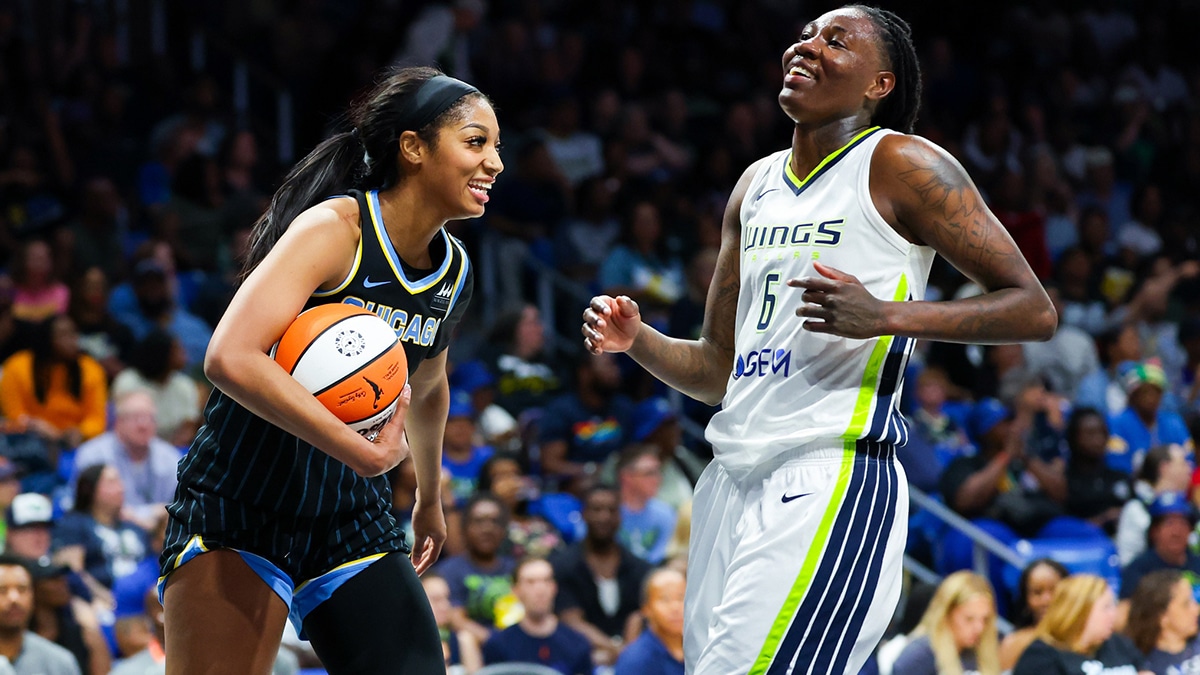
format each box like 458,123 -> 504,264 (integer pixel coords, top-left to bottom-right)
240,66 -> 488,281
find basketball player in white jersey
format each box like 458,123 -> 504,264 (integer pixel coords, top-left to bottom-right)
582,6 -> 1056,675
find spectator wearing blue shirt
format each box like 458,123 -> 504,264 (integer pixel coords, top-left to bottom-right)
615,567 -> 685,675
1107,361 -> 1192,475
616,444 -> 676,565
1118,491 -> 1200,616
482,557 -> 592,675
441,389 -> 494,506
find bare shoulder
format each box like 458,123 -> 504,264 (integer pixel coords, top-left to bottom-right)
870,132 -> 983,247
726,156 -> 773,214
296,195 -> 362,236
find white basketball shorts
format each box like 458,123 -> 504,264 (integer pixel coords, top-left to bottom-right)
686,440 -> 908,675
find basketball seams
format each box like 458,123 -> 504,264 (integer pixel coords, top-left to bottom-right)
281,314 -> 365,375
310,342 -> 405,398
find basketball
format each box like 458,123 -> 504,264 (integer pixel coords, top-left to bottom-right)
272,303 -> 408,441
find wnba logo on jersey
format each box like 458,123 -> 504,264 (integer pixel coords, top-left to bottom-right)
732,347 -> 791,380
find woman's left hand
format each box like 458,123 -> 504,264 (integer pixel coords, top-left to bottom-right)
788,263 -> 889,339
410,489 -> 447,575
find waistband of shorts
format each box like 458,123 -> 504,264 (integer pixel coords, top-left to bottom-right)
739,438 -> 893,483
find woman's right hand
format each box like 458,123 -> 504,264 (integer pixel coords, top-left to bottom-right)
357,384 -> 412,477
582,295 -> 641,354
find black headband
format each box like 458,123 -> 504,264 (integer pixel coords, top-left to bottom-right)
399,75 -> 480,132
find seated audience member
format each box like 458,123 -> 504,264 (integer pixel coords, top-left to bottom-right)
538,353 -> 634,490
1063,407 -> 1132,534
615,398 -> 706,511
1107,361 -> 1191,475
53,465 -> 150,591
72,391 -> 182,531
110,330 -> 200,447
442,390 -> 495,506
0,315 -> 107,452
449,359 -> 519,452
903,366 -> 974,486
10,240 -> 69,324
435,494 -> 517,644
476,453 -> 562,560
0,554 -> 82,674
999,559 -> 1070,670
892,571 -> 1000,675
482,304 -> 564,418
940,398 -> 1065,540
614,567 -> 684,675
422,573 -> 483,675
483,558 -> 592,675
1117,445 -> 1192,565
616,444 -> 676,564
0,459 -> 21,549
1119,491 -> 1200,612
1126,569 -> 1200,673
27,558 -> 109,675
112,258 -> 212,371
68,267 -> 135,382
550,485 -> 651,665
1013,575 -> 1142,673
1076,323 -> 1142,417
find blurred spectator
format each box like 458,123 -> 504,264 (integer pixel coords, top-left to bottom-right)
0,460 -> 18,549
550,485 -> 651,666
613,567 -> 684,675
476,453 -> 561,560
0,315 -> 107,452
1012,575 -> 1140,674
5,495 -> 57,565
435,494 -> 516,645
1076,323 -> 1143,416
1179,317 -> 1200,419
72,390 -> 181,531
53,464 -> 150,591
1119,491 -> 1200,609
1063,408 -> 1132,534
110,330 -> 200,447
442,390 -> 495,507
0,275 -> 21,365
422,573 -> 483,675
112,258 -> 212,371
1126,569 -> 1200,673
540,95 -> 605,188
1106,361 -> 1191,476
891,571 -> 999,675
67,268 -> 134,382
62,177 -> 125,283
608,397 -> 705,512
10,240 -> 68,324
939,398 -> 1065,538
483,305 -> 563,418
903,366 -> 973,485
1076,147 -> 1132,240
27,558 -> 108,675
557,177 -> 621,283
1022,285 -> 1099,399
449,360 -> 518,452
391,0 -> 485,81
1116,445 -> 1193,566
596,200 -> 685,323
998,559 -> 1069,671
538,353 -> 633,488
990,170 -> 1052,281
164,152 -> 225,272
0,555 -> 81,674
667,247 -> 718,344
482,557 -> 592,675
616,444 -> 676,565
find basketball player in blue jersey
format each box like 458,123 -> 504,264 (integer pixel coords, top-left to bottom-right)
583,6 -> 1056,675
159,67 -> 502,674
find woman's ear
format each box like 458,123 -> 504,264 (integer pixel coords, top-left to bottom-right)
398,130 -> 424,166
867,71 -> 896,103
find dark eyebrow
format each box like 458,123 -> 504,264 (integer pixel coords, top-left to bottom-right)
460,122 -> 491,133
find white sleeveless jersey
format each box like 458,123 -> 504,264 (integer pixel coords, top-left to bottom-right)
705,127 -> 937,479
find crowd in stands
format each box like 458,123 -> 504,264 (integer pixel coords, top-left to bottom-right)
0,0 -> 1198,672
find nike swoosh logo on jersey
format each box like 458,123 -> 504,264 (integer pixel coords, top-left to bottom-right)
781,492 -> 812,503
755,188 -> 780,201
363,277 -> 391,288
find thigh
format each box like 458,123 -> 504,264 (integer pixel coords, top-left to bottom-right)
694,453 -> 908,675
302,553 -> 445,675
163,550 -> 290,675
684,461 -> 743,674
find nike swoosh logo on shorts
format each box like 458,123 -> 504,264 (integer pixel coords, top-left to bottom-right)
781,492 -> 812,503
363,277 -> 391,288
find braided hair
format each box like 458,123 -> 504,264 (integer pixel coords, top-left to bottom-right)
846,5 -> 922,133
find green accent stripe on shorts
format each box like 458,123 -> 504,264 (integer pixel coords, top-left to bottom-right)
748,443 -> 857,675
843,274 -> 909,439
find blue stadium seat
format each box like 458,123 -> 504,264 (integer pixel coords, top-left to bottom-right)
1002,536 -> 1122,599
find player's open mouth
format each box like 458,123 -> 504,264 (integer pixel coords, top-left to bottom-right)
468,179 -> 492,203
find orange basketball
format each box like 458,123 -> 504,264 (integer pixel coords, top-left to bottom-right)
273,303 -> 408,441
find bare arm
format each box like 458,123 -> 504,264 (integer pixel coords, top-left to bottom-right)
204,199 -> 410,477
951,453 -> 1009,515
791,135 -> 1056,344
406,350 -> 452,573
582,160 -> 763,405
